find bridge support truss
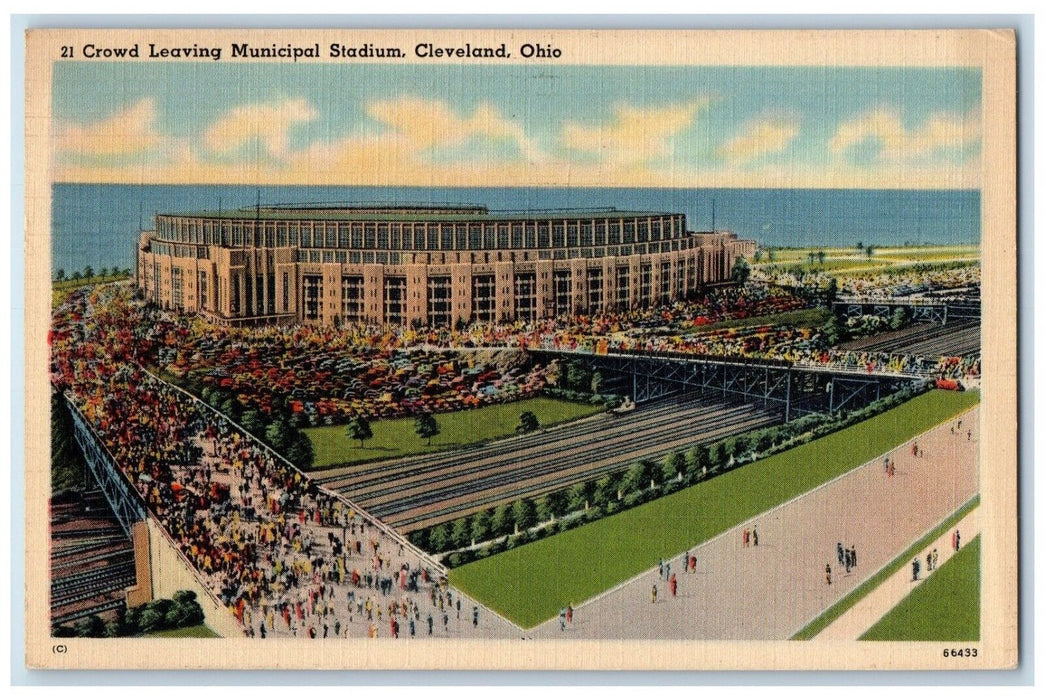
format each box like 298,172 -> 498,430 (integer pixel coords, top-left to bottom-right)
65,396 -> 147,538
540,351 -> 917,421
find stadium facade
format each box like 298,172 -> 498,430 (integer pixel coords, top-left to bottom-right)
137,204 -> 755,327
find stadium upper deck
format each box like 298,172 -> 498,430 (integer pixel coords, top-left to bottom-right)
137,203 -> 755,327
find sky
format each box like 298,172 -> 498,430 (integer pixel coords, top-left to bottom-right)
51,62 -> 982,189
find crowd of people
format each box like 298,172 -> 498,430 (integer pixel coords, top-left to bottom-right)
50,285 -> 517,639
48,272 -> 980,638
754,260 -> 981,302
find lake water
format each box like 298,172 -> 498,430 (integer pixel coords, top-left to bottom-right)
51,184 -> 980,275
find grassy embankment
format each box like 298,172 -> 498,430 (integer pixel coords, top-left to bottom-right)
859,536 -> 980,641
304,396 -> 602,469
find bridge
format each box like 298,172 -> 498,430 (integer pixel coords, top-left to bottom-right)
831,296 -> 980,325
65,396 -> 148,538
530,348 -> 926,421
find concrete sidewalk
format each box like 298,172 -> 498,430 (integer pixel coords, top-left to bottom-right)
815,507 -> 979,640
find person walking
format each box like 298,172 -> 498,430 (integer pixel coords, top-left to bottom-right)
472,606 -> 479,627
837,542 -> 844,567
651,584 -> 658,603
559,607 -> 567,631
954,529 -> 961,551
752,526 -> 759,547
669,573 -> 678,598
825,563 -> 832,585
912,558 -> 921,581
566,604 -> 573,625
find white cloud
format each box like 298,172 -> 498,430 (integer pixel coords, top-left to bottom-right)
203,98 -> 316,159
829,107 -> 981,162
718,119 -> 798,165
365,96 -> 545,163
562,100 -> 707,167
53,99 -> 165,157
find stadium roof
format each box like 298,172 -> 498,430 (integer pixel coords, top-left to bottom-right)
161,204 -> 680,222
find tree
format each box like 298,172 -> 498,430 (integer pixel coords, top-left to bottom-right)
567,480 -> 595,512
823,314 -> 846,346
594,471 -> 622,504
565,362 -> 592,393
83,265 -> 94,279
428,524 -> 450,552
731,257 -> 751,285
219,397 -> 240,421
817,250 -> 826,265
413,412 -> 440,446
517,410 -> 539,434
663,451 -> 687,482
731,435 -> 751,462
864,245 -> 875,258
512,498 -> 537,532
346,416 -> 373,447
856,241 -> 864,251
165,590 -> 204,629
753,248 -> 764,262
491,503 -> 514,537
889,307 -> 909,331
807,252 -> 816,265
689,444 -> 710,478
707,442 -> 724,469
590,371 -> 604,395
71,270 -> 82,280
623,459 -> 654,493
536,495 -> 555,523
470,509 -> 492,543
826,277 -> 839,304
74,614 -> 106,638
54,268 -> 66,282
544,489 -> 569,520
99,267 -> 110,278
239,409 -> 266,437
450,516 -> 471,549
265,419 -> 294,452
285,432 -> 315,469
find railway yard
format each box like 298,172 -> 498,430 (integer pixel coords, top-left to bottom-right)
839,319 -> 981,357
316,396 -> 782,532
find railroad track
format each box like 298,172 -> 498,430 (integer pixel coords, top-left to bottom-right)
52,599 -> 126,626
320,395 -> 715,490
358,404 -> 770,512
326,396 -> 782,531
841,320 -> 980,356
51,561 -> 137,597
50,572 -> 137,609
387,411 -> 780,531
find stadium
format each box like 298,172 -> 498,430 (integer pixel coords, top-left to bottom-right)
136,203 -> 755,326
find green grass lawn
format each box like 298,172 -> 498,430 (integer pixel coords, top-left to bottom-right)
859,535 -> 980,641
304,396 -> 602,469
684,307 -> 832,334
449,389 -> 979,629
143,624 -> 219,638
792,496 -> 978,640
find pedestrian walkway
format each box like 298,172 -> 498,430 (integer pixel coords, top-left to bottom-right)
815,508 -> 979,640
529,408 -> 978,639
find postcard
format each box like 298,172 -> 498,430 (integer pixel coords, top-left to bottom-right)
24,26 -> 1017,670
